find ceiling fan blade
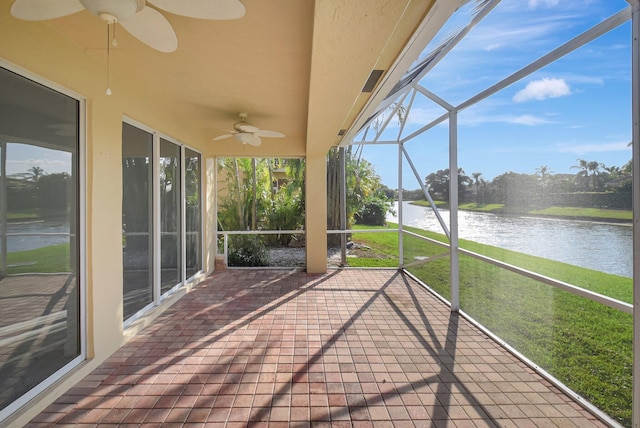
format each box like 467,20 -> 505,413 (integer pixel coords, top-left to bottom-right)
255,129 -> 285,138
147,0 -> 245,20
212,133 -> 233,141
247,135 -> 262,146
119,7 -> 178,53
11,0 -> 84,21
236,123 -> 259,133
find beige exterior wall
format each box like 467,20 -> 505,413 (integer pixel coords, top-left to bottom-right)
0,10 -> 328,427
0,17 -> 212,427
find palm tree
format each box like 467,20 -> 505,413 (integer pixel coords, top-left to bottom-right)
571,159 -> 589,188
471,172 -> 482,204
587,161 -> 604,190
28,165 -> 44,182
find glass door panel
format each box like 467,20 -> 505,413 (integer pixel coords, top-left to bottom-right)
121,123 -> 153,320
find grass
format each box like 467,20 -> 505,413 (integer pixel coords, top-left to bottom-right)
7,209 -> 41,221
408,199 -> 447,208
6,243 -> 72,274
347,225 -> 399,267
530,206 -> 632,221
409,199 -> 632,222
349,223 -> 632,427
458,202 -> 505,212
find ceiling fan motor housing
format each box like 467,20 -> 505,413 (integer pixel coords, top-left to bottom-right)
233,113 -> 259,133
80,0 -> 145,23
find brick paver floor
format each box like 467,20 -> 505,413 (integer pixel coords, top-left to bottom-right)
27,269 -> 608,427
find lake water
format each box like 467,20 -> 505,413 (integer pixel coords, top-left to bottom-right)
6,220 -> 70,252
4,210 -> 634,278
388,201 -> 633,278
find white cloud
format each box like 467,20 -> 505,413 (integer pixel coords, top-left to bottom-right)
513,78 -> 571,102
459,112 -> 556,127
509,115 -> 553,126
556,141 -> 631,155
6,158 -> 70,176
528,0 -> 560,9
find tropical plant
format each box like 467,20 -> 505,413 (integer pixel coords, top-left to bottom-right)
327,147 -> 394,244
571,159 -> 605,191
217,157 -> 306,249
471,172 -> 482,204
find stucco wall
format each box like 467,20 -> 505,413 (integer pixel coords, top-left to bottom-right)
0,12 -> 216,426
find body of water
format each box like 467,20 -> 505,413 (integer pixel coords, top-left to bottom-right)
388,201 -> 632,278
6,220 -> 70,252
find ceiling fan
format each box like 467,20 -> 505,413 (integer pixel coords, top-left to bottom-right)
10,0 -> 246,53
213,113 -> 285,147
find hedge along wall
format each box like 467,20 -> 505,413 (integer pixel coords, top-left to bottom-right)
544,191 -> 631,210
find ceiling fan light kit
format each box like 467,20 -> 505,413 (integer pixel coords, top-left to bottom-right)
234,132 -> 256,145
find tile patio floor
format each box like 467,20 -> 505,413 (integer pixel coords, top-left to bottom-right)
28,269 -> 608,427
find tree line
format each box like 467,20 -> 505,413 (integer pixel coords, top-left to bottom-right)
7,166 -> 73,218
401,158 -> 632,210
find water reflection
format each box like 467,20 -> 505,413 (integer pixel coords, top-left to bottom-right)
390,201 -> 632,278
6,220 -> 70,252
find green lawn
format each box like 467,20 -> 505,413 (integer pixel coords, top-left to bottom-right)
408,199 -> 447,208
6,243 -> 72,274
349,223 -> 632,427
409,200 -> 632,222
346,225 -> 399,267
7,209 -> 41,221
530,206 -> 632,221
458,202 -> 505,212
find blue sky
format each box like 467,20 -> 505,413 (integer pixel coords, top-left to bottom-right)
359,0 -> 633,188
5,143 -> 72,177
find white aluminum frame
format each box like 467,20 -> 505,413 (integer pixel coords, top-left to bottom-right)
342,2 -> 636,426
628,1 -> 640,426
122,118 -> 205,325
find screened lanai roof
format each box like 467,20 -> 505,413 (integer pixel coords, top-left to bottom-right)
341,0 -> 632,148
355,0 -> 498,134
335,2 -> 638,426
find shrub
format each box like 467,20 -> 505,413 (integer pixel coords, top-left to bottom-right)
228,235 -> 269,267
355,195 -> 394,226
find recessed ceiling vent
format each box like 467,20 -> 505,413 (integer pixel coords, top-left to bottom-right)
362,69 -> 384,93
338,129 -> 346,136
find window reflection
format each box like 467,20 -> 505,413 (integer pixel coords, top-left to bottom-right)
122,123 -> 153,319
160,139 -> 181,293
0,67 -> 79,413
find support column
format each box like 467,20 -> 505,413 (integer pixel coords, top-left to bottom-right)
202,157 -> 218,274
449,110 -> 460,312
630,2 -> 640,427
306,154 -> 328,273
340,148 -> 347,265
398,143 -> 404,267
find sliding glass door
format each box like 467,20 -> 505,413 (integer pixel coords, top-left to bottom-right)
122,123 -> 153,320
122,123 -> 202,323
185,149 -> 202,278
160,139 -> 181,294
0,66 -> 81,417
